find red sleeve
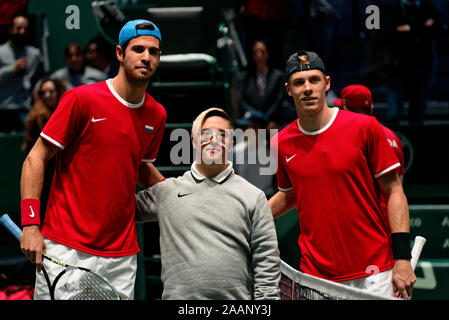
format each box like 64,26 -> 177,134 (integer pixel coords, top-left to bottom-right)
40,89 -> 87,149
271,134 -> 292,192
384,128 -> 405,176
395,135 -> 405,176
142,107 -> 166,162
366,118 -> 401,179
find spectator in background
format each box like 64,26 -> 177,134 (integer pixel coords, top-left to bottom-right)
333,84 -> 406,245
238,39 -> 284,131
0,0 -> 29,44
239,0 -> 288,69
383,0 -> 438,125
0,14 -> 45,132
234,110 -> 275,198
306,0 -> 345,74
21,77 -> 66,227
22,78 -> 65,153
51,43 -> 106,90
333,84 -> 405,183
86,36 -> 119,79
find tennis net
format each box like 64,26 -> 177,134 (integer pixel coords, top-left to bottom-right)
280,260 -> 394,300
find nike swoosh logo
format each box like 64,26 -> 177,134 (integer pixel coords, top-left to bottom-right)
285,154 -> 296,163
178,192 -> 193,198
91,117 -> 107,123
29,205 -> 35,218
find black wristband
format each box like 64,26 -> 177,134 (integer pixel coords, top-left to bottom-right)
391,232 -> 412,260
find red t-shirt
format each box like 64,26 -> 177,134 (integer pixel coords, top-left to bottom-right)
272,108 -> 400,281
382,126 -> 404,177
40,80 -> 166,257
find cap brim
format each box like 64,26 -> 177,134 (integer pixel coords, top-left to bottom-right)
333,98 -> 343,106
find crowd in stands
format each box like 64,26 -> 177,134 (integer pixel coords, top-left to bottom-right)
231,0 -> 446,196
0,0 -> 447,198
235,0 -> 447,126
0,14 -> 118,136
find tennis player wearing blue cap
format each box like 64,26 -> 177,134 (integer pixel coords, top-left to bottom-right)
20,19 -> 166,300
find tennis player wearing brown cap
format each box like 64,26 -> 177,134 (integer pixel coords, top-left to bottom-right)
269,51 -> 415,299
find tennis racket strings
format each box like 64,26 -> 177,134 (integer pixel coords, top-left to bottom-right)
54,267 -> 121,300
0,213 -> 121,300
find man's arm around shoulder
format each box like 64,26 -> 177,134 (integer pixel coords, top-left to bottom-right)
136,176 -> 168,223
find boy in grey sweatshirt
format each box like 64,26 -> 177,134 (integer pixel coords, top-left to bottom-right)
136,107 -> 280,300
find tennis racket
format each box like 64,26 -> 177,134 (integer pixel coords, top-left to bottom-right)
394,235 -> 426,299
0,213 -> 121,300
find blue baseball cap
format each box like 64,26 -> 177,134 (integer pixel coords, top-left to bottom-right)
118,19 -> 161,47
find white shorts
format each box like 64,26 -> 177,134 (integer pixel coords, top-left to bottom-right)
34,239 -> 137,300
340,269 -> 394,298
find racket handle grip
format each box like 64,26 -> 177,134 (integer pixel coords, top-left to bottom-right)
410,236 -> 426,270
0,214 -> 22,241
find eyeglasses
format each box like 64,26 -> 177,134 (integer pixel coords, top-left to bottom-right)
200,129 -> 232,144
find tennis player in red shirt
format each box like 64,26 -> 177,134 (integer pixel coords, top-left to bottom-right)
333,84 -> 406,221
19,19 -> 166,299
333,84 -> 405,182
269,51 -> 415,298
